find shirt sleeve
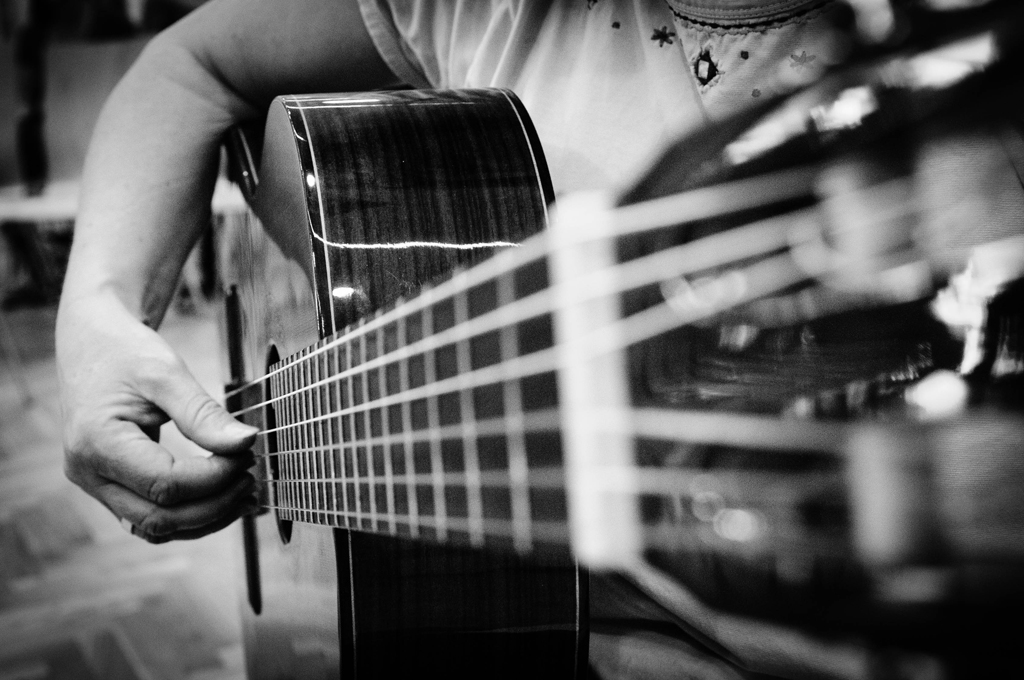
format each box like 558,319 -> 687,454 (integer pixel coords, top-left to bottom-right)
356,0 -> 433,88
356,1 -> 529,90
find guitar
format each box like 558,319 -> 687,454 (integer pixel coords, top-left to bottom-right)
218,12 -> 1024,679
218,89 -> 586,680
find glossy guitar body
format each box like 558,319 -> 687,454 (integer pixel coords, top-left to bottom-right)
218,90 -> 585,680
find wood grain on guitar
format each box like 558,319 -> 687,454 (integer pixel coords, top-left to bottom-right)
217,18 -> 1024,678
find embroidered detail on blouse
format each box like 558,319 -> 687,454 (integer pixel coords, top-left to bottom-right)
790,50 -> 817,69
652,26 -> 677,46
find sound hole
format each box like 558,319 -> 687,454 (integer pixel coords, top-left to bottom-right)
265,345 -> 292,544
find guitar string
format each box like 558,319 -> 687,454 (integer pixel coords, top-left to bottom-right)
255,479 -> 846,557
230,171 -> 921,536
228,191 -> 917,471
223,230 -> 552,402
255,500 -> 574,539
265,233 -> 849,545
223,164 -> 823,410
230,241 -> 811,438
258,494 -> 844,558
257,468 -> 836,495
228,166 -> 926,436
231,170 -> 935,558
222,164 -> 814,399
251,408 -> 561,455
225,171 -> 917,424
225,201 -> 825,424
237,235 -> 901,518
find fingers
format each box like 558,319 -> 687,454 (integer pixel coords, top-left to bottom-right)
98,469 -> 257,542
140,358 -> 258,456
130,504 -> 257,543
76,420 -> 252,506
66,423 -> 259,542
57,295 -> 263,544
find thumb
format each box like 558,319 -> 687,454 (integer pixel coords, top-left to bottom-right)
154,362 -> 258,455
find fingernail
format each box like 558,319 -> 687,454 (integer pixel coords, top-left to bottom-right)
227,421 -> 258,439
119,518 -> 135,535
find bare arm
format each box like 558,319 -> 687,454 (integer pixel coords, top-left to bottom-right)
57,0 -> 398,541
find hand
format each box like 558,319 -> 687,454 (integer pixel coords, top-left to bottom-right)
56,292 -> 258,543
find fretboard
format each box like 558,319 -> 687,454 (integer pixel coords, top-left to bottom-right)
260,243 -> 573,553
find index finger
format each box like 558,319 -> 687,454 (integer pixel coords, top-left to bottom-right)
92,420 -> 254,506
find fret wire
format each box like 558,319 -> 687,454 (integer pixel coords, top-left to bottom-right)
368,331 -> 385,528
255,348 -> 557,437
308,352 -> 318,519
278,365 -> 287,513
282,356 -> 291,516
498,271 -> 533,551
361,332 -> 375,528
292,350 -> 303,522
314,352 -> 323,520
294,351 -> 304,523
284,361 -> 295,515
325,350 -> 340,518
276,362 -> 286,512
399,313 -> 420,539
336,341 -> 351,528
310,352 -> 320,523
313,352 -> 325,518
290,352 -> 299,522
423,302 -> 448,539
269,370 -> 281,510
310,352 -> 320,524
318,354 -> 331,519
284,366 -> 292,516
255,408 -> 561,457
301,350 -> 313,523
453,287 -> 485,546
376,327 -> 397,533
352,331 -> 364,528
292,362 -> 302,519
348,336 -> 362,529
263,371 -> 273,506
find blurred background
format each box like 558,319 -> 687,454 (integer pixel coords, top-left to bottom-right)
0,1 -> 247,678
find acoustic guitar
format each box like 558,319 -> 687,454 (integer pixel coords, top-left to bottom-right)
217,11 -> 1024,677
219,88 -> 585,680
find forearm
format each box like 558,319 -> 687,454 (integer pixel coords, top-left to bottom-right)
62,0 -> 396,329
54,0 -> 397,543
64,33 -> 256,328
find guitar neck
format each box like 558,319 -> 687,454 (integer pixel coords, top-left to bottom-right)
260,240 -> 573,553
